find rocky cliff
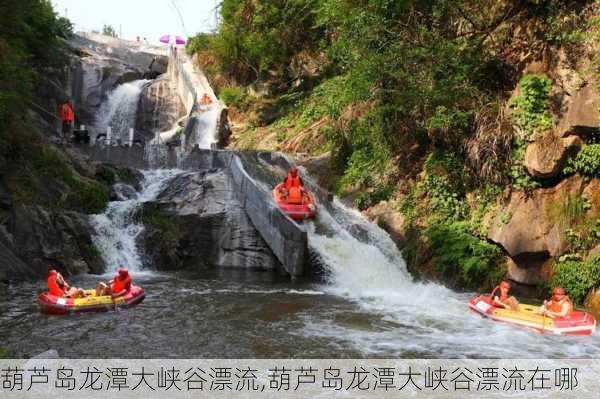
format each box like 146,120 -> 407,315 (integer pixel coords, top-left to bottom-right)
140,169 -> 281,272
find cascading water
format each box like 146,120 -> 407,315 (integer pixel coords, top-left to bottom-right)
293,169 -> 600,358
90,169 -> 181,273
194,104 -> 220,149
95,79 -> 150,142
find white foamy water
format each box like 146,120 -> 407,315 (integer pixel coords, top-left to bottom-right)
95,79 -> 149,142
302,188 -> 600,358
91,169 -> 181,274
193,104 -> 220,149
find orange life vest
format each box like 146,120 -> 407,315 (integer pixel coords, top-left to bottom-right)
111,275 -> 132,294
47,274 -> 66,297
284,175 -> 302,189
548,297 -> 573,315
288,186 -> 303,204
59,103 -> 74,122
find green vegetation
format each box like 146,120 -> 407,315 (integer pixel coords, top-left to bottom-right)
220,86 -> 250,109
552,256 -> 600,305
5,136 -> 109,214
0,347 -> 12,359
187,1 -> 597,290
0,0 -> 72,131
102,24 -> 117,38
426,221 -> 503,289
142,206 -> 182,245
564,144 -> 600,177
511,74 -> 553,140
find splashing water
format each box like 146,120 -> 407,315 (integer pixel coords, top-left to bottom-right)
193,104 -> 220,149
95,79 -> 149,142
302,197 -> 600,358
90,169 -> 181,274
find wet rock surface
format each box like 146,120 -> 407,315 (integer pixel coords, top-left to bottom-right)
69,34 -> 168,127
141,169 -> 281,271
8,205 -> 105,277
135,75 -> 186,141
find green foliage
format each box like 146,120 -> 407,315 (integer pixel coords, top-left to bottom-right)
418,151 -> 469,220
5,132 -> 109,214
187,0 -> 324,85
426,221 -> 503,289
220,86 -> 249,109
564,219 -> 600,255
556,195 -> 590,227
564,144 -> 600,177
509,139 -> 541,191
102,24 -> 117,37
511,74 -> 553,139
143,207 -> 182,245
355,184 -> 394,211
552,256 -> 600,305
0,0 -> 72,130
0,347 -> 12,359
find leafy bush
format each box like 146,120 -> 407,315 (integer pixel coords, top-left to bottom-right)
419,151 -> 469,220
552,256 -> 600,305
220,87 -> 249,109
426,221 -> 503,289
511,74 -> 553,138
564,144 -> 600,177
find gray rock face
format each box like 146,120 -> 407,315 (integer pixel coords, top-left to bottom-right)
9,205 -> 105,277
69,34 -> 168,127
135,75 -> 186,141
109,183 -> 138,201
557,84 -> 600,138
141,169 -> 281,271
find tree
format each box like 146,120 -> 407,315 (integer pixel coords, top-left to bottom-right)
102,24 -> 117,37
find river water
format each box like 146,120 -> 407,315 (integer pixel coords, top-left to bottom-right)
1,169 -> 600,359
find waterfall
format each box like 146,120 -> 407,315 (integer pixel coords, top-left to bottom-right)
90,169 -> 181,273
195,104 -> 220,149
95,79 -> 149,142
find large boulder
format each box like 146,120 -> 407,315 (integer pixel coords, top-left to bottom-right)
524,135 -> 582,178
135,75 -> 186,141
557,84 -> 600,138
364,200 -> 408,247
488,175 -> 586,260
140,170 -> 281,271
9,205 -> 105,277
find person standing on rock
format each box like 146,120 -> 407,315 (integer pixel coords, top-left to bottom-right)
58,99 -> 74,144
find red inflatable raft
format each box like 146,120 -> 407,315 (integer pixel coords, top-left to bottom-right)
469,295 -> 596,336
38,285 -> 145,315
272,183 -> 317,221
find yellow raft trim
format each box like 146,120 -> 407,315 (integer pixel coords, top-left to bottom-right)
72,290 -> 127,307
491,303 -> 555,328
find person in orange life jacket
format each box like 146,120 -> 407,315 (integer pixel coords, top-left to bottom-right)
491,280 -> 520,311
58,99 -> 74,142
46,269 -> 86,298
281,167 -> 305,204
96,268 -> 132,298
537,287 -> 573,318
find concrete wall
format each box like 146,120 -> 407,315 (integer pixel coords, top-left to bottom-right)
77,144 -> 307,277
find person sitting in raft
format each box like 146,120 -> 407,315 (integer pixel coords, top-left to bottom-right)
47,269 -> 86,298
281,167 -> 306,204
492,280 -> 520,311
537,287 -> 573,319
96,268 -> 133,298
